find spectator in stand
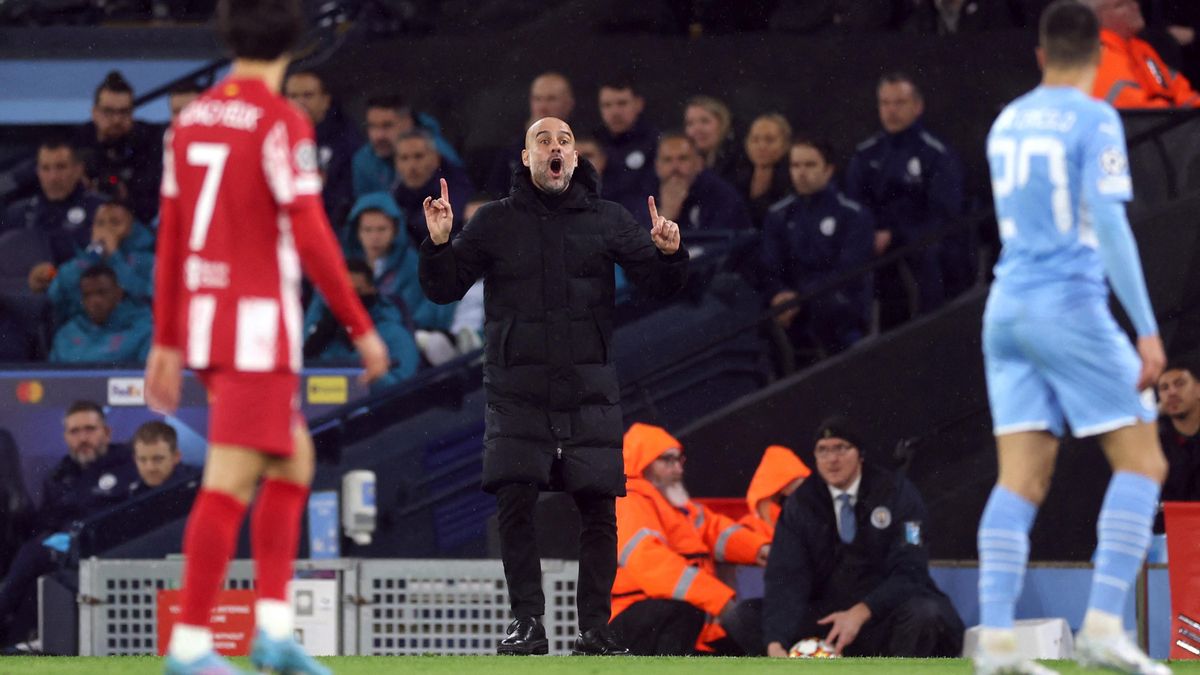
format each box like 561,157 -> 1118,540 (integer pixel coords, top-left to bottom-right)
351,94 -> 465,201
1162,0 -> 1200,84
305,259 -> 420,389
0,401 -> 136,646
611,423 -> 770,656
684,95 -> 739,185
1155,361 -> 1200,532
343,192 -> 458,365
903,0 -> 1021,34
167,82 -> 203,124
735,114 -> 793,228
1084,0 -> 1200,107
128,420 -> 200,497
5,138 -> 107,272
762,139 -> 875,355
576,136 -> 608,178
448,195 -> 493,354
740,445 -> 811,539
764,417 -> 963,658
654,132 -> 751,232
49,264 -> 151,365
285,70 -> 362,222
597,78 -> 659,224
73,71 -> 162,224
845,72 -> 967,330
392,130 -> 475,248
46,198 -> 154,325
486,72 -> 577,199
768,0 -> 913,32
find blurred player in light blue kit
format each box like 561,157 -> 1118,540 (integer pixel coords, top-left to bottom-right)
974,1 -> 1170,674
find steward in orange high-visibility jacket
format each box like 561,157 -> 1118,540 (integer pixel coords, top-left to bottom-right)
740,445 -> 811,539
609,423 -> 770,655
1093,29 -> 1200,108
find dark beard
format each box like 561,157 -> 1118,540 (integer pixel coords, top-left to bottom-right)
537,169 -> 572,194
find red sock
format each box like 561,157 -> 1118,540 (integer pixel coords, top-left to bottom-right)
180,489 -> 247,627
252,478 -> 309,601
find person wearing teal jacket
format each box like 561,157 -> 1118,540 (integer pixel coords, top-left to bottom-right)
342,192 -> 456,332
47,199 -> 154,325
351,99 -> 464,200
304,258 -> 420,390
49,263 -> 151,364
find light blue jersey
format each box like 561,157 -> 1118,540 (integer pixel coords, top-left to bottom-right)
983,86 -> 1157,437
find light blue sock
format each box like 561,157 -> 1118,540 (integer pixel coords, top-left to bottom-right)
978,485 -> 1038,630
1087,471 -> 1159,617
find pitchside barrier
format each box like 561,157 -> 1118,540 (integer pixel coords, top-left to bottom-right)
76,558 -> 578,657
74,558 -> 1177,658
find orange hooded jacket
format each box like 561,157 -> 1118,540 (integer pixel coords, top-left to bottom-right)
740,445 -> 811,539
613,423 -> 769,651
1093,29 -> 1200,108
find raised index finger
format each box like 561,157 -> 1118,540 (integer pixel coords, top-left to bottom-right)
440,177 -> 449,203
648,195 -> 659,223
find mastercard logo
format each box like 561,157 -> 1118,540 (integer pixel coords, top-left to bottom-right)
16,380 -> 43,404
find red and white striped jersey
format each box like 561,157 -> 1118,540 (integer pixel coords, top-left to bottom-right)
155,77 -> 371,373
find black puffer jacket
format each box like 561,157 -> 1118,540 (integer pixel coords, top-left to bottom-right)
419,159 -> 689,496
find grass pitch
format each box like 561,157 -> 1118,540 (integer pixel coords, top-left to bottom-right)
0,656 -> 1197,675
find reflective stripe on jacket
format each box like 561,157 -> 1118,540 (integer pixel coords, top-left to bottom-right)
1094,29 -> 1200,109
613,423 -> 769,650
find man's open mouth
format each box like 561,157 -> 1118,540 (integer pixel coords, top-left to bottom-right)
549,157 -> 563,175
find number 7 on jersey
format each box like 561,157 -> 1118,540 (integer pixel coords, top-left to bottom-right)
186,142 -> 230,252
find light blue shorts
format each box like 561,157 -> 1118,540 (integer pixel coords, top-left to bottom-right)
982,296 -> 1155,438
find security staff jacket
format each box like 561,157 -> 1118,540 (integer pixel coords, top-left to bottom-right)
1094,29 -> 1200,108
614,424 -> 768,650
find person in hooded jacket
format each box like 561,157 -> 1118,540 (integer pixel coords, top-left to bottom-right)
419,116 -> 688,656
611,423 -> 771,656
740,445 -> 811,538
47,198 -> 154,326
49,264 -> 151,365
305,258 -> 420,390
342,192 -> 456,334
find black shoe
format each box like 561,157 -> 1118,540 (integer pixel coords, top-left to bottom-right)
497,616 -> 548,655
571,627 -> 630,656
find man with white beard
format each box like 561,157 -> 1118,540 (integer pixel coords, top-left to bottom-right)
609,423 -> 770,655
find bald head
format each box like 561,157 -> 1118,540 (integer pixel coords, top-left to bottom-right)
1080,0 -> 1143,38
530,72 -> 574,122
523,117 -> 578,195
525,117 -> 574,149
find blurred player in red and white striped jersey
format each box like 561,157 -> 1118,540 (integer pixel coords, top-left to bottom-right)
146,0 -> 388,672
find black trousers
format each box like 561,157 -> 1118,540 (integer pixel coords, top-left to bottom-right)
496,483 -> 616,632
793,594 -> 964,657
609,598 -> 764,656
0,537 -> 53,644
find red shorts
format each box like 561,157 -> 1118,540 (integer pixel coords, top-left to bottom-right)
197,370 -> 303,457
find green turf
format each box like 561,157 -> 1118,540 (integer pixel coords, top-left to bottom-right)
0,656 -> 1198,675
